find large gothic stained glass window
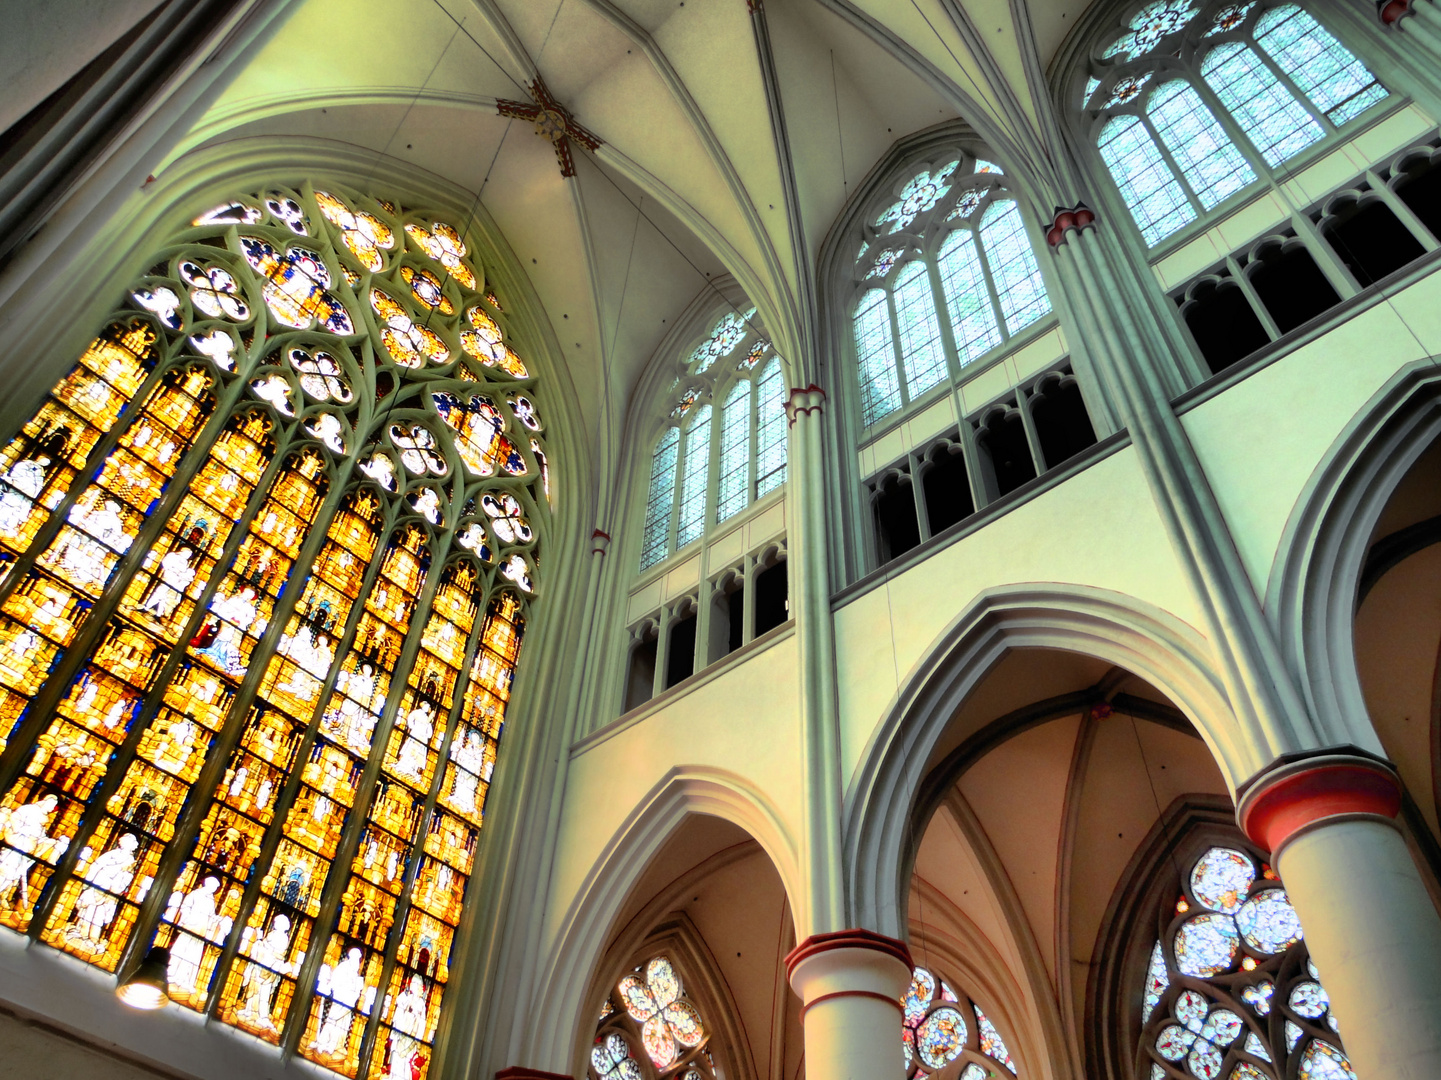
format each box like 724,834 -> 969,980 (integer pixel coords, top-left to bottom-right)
1081,1 -> 1389,246
0,185 -> 548,1080
1139,846 -> 1356,1080
637,311 -> 788,572
901,965 -> 1019,1080
591,956 -> 715,1080
850,151 -> 1053,428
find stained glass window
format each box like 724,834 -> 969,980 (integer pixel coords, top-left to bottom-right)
901,965 -> 1019,1078
675,407 -> 711,550
0,186 -> 548,1080
1085,2 -> 1387,245
851,154 -> 1053,426
635,307 -> 787,570
715,382 -> 751,524
1139,845 -> 1356,1080
591,956 -> 714,1080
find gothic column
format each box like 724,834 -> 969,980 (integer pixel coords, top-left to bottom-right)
1238,750 -> 1441,1080
786,385 -> 845,933
1381,0 -> 1441,54
785,930 -> 912,1080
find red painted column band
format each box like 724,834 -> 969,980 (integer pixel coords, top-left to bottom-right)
1238,752 -> 1402,854
784,927 -> 914,983
496,1067 -> 574,1080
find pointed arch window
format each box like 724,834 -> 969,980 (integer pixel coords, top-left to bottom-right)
849,152 -> 1054,428
1081,1 -> 1390,246
591,955 -> 716,1080
1139,845 -> 1356,1080
636,310 -> 788,572
901,965 -> 1019,1079
0,186 -> 549,1080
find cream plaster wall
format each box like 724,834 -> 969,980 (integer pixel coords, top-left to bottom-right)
1183,267 -> 1441,595
833,443 -> 1206,789
548,630 -> 803,952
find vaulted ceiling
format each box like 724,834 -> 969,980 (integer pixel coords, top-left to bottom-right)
166,0 -> 1104,509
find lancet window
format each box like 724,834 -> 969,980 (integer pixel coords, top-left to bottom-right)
1080,1 -> 1390,245
902,965 -> 1019,1079
1139,845 -> 1355,1080
849,151 -> 1053,428
591,955 -> 715,1080
0,185 -> 550,1080
638,310 -> 787,572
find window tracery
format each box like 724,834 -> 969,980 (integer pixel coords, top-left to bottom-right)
592,956 -> 715,1080
1139,845 -> 1356,1080
901,965 -> 1019,1079
848,151 -> 1053,428
637,308 -> 788,572
0,184 -> 548,1080
1080,1 -> 1390,246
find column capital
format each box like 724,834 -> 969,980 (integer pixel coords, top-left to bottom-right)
591,528 -> 611,556
496,1068 -> 573,1080
785,928 -> 913,1016
1236,748 -> 1402,855
785,384 -> 826,427
1378,0 -> 1414,25
1046,203 -> 1097,247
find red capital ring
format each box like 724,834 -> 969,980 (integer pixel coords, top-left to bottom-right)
784,927 -> 913,983
1237,753 -> 1402,854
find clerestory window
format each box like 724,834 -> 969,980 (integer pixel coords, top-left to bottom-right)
902,964 -> 1020,1079
0,186 -> 550,1080
591,955 -> 715,1080
849,152 -> 1054,428
638,309 -> 788,572
1082,1 -> 1390,246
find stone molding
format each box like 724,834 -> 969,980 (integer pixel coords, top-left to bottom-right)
1237,749 -> 1403,854
785,384 -> 826,426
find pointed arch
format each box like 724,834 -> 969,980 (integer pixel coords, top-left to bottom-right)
524,767 -> 800,1075
843,583 -> 1241,940
1265,359 -> 1441,751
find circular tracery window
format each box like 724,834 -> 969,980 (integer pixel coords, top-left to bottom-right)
1140,846 -> 1355,1080
902,965 -> 1018,1079
593,956 -> 716,1080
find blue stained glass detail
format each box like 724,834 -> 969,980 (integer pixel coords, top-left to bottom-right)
893,262 -> 948,399
853,289 -> 902,425
754,359 -> 787,498
715,381 -> 750,524
980,201 -> 1051,336
1255,6 -> 1386,126
1098,116 -> 1197,245
1205,2 -> 1255,35
937,229 -> 1001,366
1104,0 -> 1201,60
675,407 -> 711,549
1148,80 -> 1256,208
640,429 -> 679,570
1202,41 -> 1322,166
1084,76 -> 1101,107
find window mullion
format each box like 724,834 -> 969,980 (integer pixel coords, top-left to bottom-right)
114,446 -> 358,980
970,224 -> 1011,344
923,244 -> 967,385
1188,68 -> 1278,189
1139,107 -> 1212,215
885,282 -> 911,408
1249,29 -> 1336,133
280,530 -> 457,1058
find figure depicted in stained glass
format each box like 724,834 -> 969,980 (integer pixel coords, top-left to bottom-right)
313,946 -> 368,1058
238,915 -> 297,1030
395,702 -> 434,782
167,876 -> 229,995
388,974 -> 430,1080
56,497 -> 131,589
448,731 -> 485,815
138,546 -> 198,620
0,454 -> 49,531
195,586 -> 260,675
0,794 -> 63,908
336,662 -> 380,754
66,833 -> 139,947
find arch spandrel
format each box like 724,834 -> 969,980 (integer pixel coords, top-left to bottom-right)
842,583 -> 1247,940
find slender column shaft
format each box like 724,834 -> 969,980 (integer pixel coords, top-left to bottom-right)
786,931 -> 912,1080
786,386 -> 844,934
1239,752 -> 1441,1079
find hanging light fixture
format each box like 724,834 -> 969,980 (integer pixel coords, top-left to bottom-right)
117,946 -> 170,1009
